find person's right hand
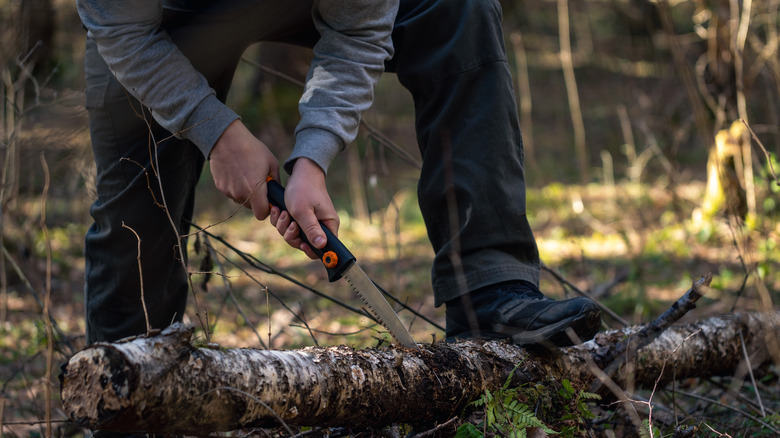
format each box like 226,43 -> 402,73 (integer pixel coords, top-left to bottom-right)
209,119 -> 280,220
268,157 -> 339,260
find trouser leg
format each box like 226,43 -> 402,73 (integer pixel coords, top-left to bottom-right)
84,37 -> 205,343
83,1 -> 317,344
390,0 -> 541,306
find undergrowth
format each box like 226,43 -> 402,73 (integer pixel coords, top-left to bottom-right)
456,366 -> 602,438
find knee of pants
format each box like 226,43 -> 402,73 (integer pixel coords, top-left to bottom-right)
450,0 -> 504,28
393,0 -> 507,90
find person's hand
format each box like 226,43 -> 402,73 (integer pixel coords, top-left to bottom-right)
268,157 -> 339,260
209,120 -> 280,220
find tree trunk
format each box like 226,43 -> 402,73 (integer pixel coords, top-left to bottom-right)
60,312 -> 780,434
699,120 -> 749,221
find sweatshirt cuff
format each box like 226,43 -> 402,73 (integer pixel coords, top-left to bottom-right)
284,128 -> 343,175
181,93 -> 241,159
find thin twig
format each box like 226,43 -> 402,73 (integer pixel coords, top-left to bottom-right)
702,422 -> 732,438
0,419 -> 70,426
659,0 -> 716,149
118,157 -> 163,208
728,255 -> 750,313
541,263 -> 630,327
557,0 -> 588,184
569,329 -> 646,433
239,56 -> 422,169
0,243 -> 74,353
738,328 -> 766,417
212,246 -> 321,347
297,307 -> 319,346
510,31 -> 536,171
239,57 -> 304,87
408,416 -> 459,438
179,178 -> 263,239
139,107 -> 211,340
732,0 -> 756,217
289,323 -> 380,337
265,285 -> 271,348
291,427 -> 348,438
202,234 -> 268,349
359,119 -> 422,169
38,153 -> 53,438
703,377 -> 779,417
597,273 -> 713,383
676,389 -> 780,435
742,118 -> 779,185
203,387 -> 295,436
373,281 -> 444,331
188,222 -> 379,321
121,222 -> 152,335
645,329 -> 703,438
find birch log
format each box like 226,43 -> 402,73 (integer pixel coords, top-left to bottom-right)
60,312 -> 780,433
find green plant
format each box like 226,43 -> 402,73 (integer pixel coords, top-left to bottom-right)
556,378 -> 602,437
638,418 -> 661,438
455,366 -> 557,438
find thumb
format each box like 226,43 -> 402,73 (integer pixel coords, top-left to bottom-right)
296,210 -> 328,250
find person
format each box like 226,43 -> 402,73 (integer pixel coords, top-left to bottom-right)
76,0 -> 601,349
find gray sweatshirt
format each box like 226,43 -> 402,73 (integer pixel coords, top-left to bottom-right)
76,0 -> 398,174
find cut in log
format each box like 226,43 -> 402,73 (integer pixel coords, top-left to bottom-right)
60,312 -> 780,433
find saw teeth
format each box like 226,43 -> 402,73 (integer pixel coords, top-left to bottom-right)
346,277 -> 399,342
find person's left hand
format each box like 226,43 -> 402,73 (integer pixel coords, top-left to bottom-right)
268,158 -> 339,260
210,120 -> 280,221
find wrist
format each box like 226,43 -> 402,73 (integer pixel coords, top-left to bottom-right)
211,119 -> 243,159
291,157 -> 326,180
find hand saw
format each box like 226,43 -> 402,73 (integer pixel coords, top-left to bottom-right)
266,177 -> 418,350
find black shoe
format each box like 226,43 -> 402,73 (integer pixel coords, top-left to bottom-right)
445,280 -> 601,347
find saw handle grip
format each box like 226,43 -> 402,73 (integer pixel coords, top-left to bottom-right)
266,177 -> 355,282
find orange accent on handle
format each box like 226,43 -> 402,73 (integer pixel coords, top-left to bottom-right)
266,175 -> 274,183
322,251 -> 338,268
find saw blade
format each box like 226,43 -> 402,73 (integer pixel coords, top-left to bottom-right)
343,263 -> 418,350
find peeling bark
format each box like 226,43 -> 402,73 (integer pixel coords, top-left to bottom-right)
60,312 -> 780,433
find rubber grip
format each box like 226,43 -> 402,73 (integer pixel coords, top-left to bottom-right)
266,178 -> 356,282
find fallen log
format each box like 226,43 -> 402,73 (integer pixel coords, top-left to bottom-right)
60,311 -> 780,433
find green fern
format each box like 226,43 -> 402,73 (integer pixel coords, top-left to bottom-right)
464,365 -> 558,437
639,418 -> 661,438
459,370 -> 604,437
454,423 -> 483,438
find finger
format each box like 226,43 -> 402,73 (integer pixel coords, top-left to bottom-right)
319,216 -> 340,238
299,242 -> 319,260
267,162 -> 281,185
298,213 -> 327,250
269,206 -> 280,227
250,182 -> 270,220
282,222 -> 306,252
275,211 -> 292,236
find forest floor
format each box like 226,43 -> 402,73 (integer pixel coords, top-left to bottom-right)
4,0 -> 780,432
1,42 -> 780,434
2,130 -> 778,435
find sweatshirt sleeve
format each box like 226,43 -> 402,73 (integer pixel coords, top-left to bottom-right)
76,0 -> 239,158
285,0 -> 399,175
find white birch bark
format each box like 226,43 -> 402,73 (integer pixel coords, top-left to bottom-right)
60,312 -> 780,433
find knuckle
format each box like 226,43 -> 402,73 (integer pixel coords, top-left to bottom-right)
305,224 -> 321,236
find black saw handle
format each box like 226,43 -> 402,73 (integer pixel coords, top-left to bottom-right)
266,177 -> 355,282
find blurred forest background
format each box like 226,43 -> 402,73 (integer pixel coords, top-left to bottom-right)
1,0 -> 779,436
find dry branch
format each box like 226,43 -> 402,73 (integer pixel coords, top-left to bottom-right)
61,311 -> 779,434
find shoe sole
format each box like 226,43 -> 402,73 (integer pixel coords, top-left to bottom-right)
447,304 -> 601,348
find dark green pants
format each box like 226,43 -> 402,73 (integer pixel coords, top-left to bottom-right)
83,0 -> 540,345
